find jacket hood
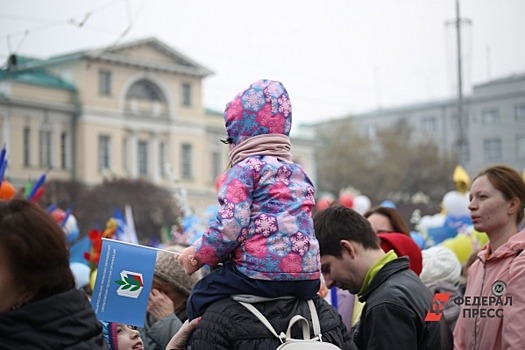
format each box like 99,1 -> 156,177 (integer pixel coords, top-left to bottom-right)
224,79 -> 292,146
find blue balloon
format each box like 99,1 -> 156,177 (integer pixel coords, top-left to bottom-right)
380,200 -> 396,209
67,227 -> 80,245
410,231 -> 426,249
427,225 -> 457,245
444,215 -> 472,230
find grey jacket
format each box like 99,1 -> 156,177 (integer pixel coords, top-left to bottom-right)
140,311 -> 185,350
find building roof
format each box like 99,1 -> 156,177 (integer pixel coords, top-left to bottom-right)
474,72 -> 525,89
0,55 -> 76,91
8,37 -> 213,78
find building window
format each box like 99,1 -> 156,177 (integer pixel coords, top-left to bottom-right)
364,124 -> 377,140
455,141 -> 470,163
127,79 -> 165,101
60,131 -> 68,170
483,137 -> 502,161
211,151 -> 221,183
23,127 -> 31,167
182,83 -> 192,107
515,104 -> 525,122
122,138 -> 128,173
451,112 -> 470,129
98,70 -> 112,96
159,141 -> 166,177
182,143 -> 193,179
98,135 -> 111,171
518,135 -> 525,160
138,140 -> 148,177
421,116 -> 437,132
481,108 -> 500,125
39,129 -> 52,168
125,79 -> 167,116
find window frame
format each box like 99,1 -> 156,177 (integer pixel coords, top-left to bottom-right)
182,83 -> 192,107
181,143 -> 193,179
483,137 -> 502,161
98,70 -> 112,96
98,135 -> 111,172
137,140 -> 149,177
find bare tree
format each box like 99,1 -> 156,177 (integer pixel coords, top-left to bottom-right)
316,119 -> 373,195
41,178 -> 183,244
316,118 -> 456,208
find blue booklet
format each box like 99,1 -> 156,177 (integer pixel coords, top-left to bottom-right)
91,238 -> 176,326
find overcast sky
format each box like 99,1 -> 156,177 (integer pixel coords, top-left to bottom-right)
1,0 -> 524,128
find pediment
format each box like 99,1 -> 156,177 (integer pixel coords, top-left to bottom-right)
90,37 -> 213,77
110,38 -> 193,67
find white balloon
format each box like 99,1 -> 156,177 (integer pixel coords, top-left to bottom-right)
63,214 -> 78,235
353,195 -> 371,215
70,262 -> 90,289
429,213 -> 446,228
419,214 -> 445,231
442,190 -> 470,217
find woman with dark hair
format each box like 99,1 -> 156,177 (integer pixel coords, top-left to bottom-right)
0,199 -> 106,348
363,206 -> 410,235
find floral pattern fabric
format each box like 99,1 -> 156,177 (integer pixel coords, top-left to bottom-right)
194,156 -> 320,281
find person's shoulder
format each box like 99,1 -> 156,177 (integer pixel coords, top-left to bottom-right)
370,265 -> 431,305
205,298 -> 246,319
207,297 -> 238,310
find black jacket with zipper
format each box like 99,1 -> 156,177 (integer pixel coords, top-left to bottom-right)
190,294 -> 356,350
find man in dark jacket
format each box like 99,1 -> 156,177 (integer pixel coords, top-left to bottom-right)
314,205 -> 442,350
167,294 -> 355,350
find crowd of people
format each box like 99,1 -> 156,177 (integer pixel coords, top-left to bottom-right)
0,79 -> 524,350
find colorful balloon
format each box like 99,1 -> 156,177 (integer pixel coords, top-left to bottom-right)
441,233 -> 474,264
338,193 -> 354,209
316,197 -> 334,212
0,180 -> 16,200
380,200 -> 396,209
353,195 -> 371,215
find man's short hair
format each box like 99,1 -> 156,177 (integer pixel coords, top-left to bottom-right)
314,205 -> 380,257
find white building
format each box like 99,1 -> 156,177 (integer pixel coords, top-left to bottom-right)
0,37 -> 317,211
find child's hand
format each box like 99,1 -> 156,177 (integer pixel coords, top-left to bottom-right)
177,246 -> 201,275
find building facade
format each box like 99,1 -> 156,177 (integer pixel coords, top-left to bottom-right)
0,38 -> 317,212
321,73 -> 525,176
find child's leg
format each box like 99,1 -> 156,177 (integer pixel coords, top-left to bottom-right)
251,278 -> 321,300
187,261 -> 321,320
187,261 -> 258,320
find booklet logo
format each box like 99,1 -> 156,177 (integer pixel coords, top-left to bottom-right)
115,270 -> 144,298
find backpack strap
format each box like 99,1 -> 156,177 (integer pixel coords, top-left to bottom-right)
307,299 -> 322,339
238,301 -> 312,343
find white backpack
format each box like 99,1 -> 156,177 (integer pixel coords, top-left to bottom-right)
237,298 -> 342,350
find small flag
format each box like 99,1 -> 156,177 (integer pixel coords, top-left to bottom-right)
91,239 -> 175,326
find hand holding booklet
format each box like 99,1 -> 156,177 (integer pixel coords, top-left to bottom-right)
91,238 -> 178,326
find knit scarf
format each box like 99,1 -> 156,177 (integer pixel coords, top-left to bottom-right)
229,134 -> 292,166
